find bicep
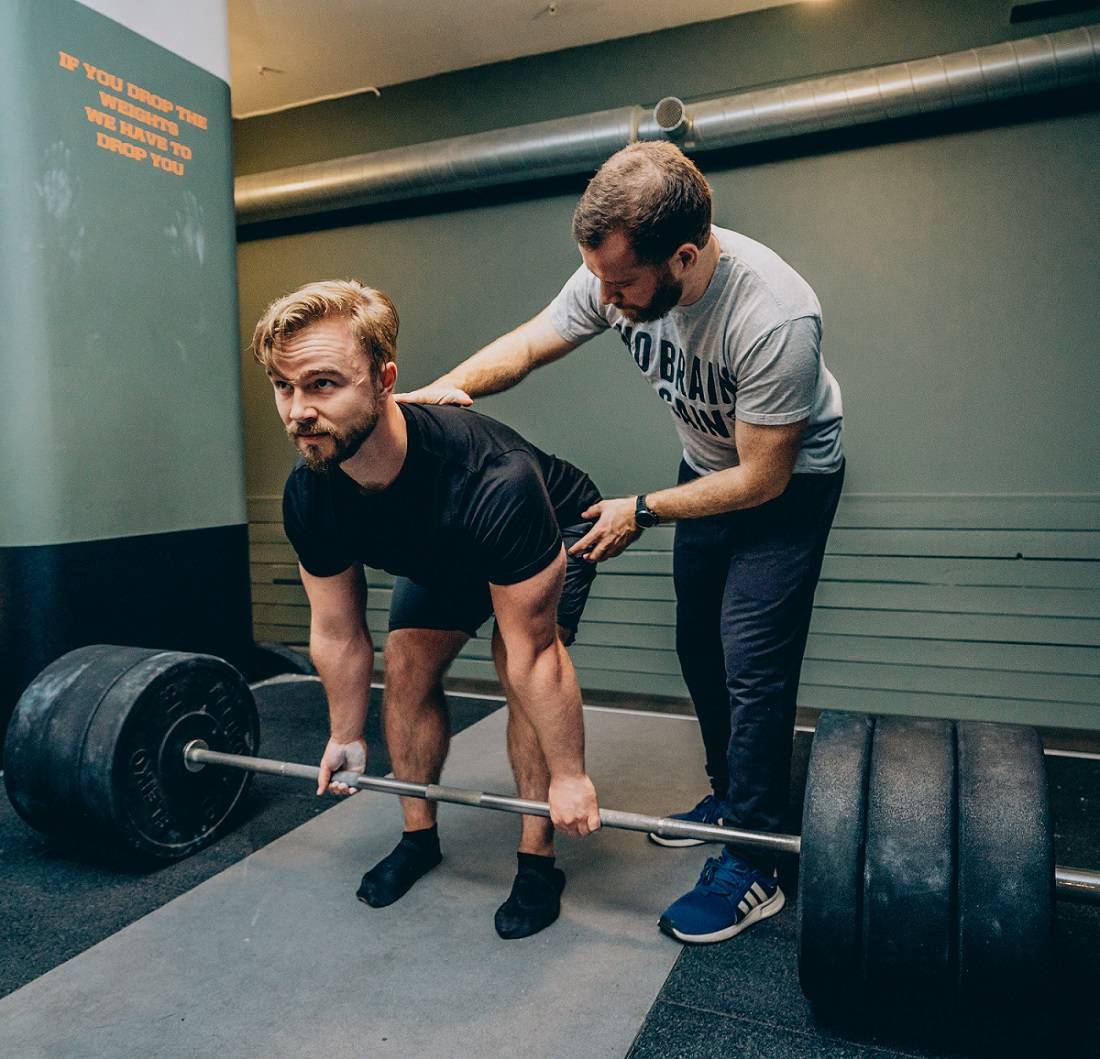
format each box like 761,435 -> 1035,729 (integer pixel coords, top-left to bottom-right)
734,418 -> 806,487
299,562 -> 368,638
522,306 -> 577,369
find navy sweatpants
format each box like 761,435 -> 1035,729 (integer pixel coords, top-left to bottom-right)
673,460 -> 844,866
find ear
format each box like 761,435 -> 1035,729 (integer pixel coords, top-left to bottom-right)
671,241 -> 700,274
378,360 -> 398,397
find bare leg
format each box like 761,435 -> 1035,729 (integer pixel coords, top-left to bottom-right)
382,628 -> 468,831
491,622 -> 574,856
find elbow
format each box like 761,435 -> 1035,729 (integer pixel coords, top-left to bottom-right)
763,477 -> 790,505
740,477 -> 785,510
752,463 -> 795,507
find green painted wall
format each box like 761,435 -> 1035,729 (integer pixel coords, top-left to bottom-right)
1,0 -> 243,546
233,0 -> 1100,726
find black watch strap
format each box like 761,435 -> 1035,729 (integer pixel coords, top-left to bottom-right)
634,494 -> 660,529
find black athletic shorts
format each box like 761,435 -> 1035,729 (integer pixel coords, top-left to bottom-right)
388,522 -> 597,645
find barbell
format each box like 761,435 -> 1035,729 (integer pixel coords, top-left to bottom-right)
4,644 -> 1098,1009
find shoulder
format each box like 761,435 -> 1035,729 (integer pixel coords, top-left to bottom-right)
402,402 -> 532,470
713,226 -> 820,324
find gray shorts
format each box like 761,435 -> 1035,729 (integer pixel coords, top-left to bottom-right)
388,523 -> 597,645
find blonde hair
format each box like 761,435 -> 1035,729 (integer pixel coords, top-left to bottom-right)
251,279 -> 399,374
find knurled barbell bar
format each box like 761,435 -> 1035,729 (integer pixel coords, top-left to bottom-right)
180,739 -> 802,855
179,736 -> 1098,901
4,644 -> 1099,1009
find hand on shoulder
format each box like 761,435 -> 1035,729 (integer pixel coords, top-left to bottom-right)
394,381 -> 473,406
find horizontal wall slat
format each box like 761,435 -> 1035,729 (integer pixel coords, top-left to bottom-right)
833,495 -> 1100,531
250,543 -> 298,564
797,684 -> 1100,730
820,555 -> 1100,590
808,608 -> 1099,647
250,494 -> 1100,532
813,582 -> 1100,619
827,528 -> 1100,560
251,563 -> 302,583
248,498 -> 283,522
249,522 -> 292,544
250,555 -> 1100,594
248,584 -> 1100,647
250,547 -> 1100,594
799,658 -> 1099,706
804,633 -> 1100,677
252,567 -> 1100,620
252,624 -> 308,643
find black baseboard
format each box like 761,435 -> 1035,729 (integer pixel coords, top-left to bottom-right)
0,524 -> 254,747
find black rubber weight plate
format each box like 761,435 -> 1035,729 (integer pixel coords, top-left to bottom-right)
956,721 -> 1053,1004
861,716 -> 956,996
6,645 -> 260,863
798,710 -> 875,1004
4,644 -> 163,839
80,648 -> 261,862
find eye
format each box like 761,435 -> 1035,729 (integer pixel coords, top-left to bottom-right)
272,379 -> 291,392
313,379 -> 336,389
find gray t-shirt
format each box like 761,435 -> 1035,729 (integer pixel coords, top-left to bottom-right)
549,225 -> 843,476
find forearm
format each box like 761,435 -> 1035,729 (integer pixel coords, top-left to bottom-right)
309,628 -> 374,742
505,640 -> 587,779
647,463 -> 788,521
436,328 -> 538,398
435,309 -> 574,398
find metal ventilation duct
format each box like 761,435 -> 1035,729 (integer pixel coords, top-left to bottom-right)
236,24 -> 1099,225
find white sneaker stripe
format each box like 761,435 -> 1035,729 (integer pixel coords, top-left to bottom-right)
751,882 -> 768,902
737,899 -> 751,915
744,891 -> 759,909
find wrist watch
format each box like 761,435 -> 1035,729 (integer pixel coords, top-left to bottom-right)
634,494 -> 660,529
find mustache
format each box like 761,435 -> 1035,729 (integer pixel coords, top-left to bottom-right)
287,422 -> 334,440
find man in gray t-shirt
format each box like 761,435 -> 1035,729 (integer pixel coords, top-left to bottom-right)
400,141 -> 844,946
550,226 -> 843,477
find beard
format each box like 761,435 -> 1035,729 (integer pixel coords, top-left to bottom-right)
619,264 -> 683,323
289,406 -> 380,473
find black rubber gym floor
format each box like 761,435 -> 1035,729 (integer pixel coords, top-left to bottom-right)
2,681 -> 1097,1057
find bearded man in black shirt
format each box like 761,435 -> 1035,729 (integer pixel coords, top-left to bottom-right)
252,279 -> 603,939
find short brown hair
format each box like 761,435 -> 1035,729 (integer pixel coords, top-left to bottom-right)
572,141 -> 712,265
251,279 -> 399,375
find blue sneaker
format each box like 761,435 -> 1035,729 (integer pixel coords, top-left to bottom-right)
647,793 -> 727,847
659,849 -> 785,944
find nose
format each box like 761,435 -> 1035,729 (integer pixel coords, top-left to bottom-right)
288,389 -> 316,424
598,283 -> 619,307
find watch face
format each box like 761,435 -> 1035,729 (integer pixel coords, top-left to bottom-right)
635,496 -> 657,528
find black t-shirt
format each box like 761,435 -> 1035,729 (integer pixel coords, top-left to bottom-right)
283,404 -> 601,586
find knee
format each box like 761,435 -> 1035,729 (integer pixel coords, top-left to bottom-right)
383,634 -> 445,699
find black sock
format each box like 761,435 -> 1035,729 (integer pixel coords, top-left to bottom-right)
401,825 -> 440,856
517,851 -> 557,877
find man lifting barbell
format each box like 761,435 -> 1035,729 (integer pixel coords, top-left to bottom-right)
250,279 -> 605,939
